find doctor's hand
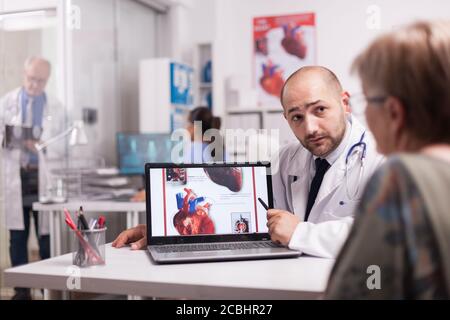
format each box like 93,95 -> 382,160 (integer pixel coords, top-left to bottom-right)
112,224 -> 147,250
266,209 -> 301,246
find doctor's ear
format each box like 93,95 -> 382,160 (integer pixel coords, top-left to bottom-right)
341,91 -> 351,113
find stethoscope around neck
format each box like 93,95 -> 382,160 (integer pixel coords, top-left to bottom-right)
344,131 -> 367,200
289,131 -> 367,201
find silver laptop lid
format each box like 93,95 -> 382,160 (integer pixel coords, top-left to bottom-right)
145,162 -> 273,246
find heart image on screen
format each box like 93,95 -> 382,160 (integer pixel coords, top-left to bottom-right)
173,188 -> 215,235
203,167 -> 243,192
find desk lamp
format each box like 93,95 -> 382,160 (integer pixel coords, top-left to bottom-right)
35,120 -> 88,203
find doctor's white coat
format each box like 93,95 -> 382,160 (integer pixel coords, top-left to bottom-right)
0,87 -> 64,234
271,115 -> 384,258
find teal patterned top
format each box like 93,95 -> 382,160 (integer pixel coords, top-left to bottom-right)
325,155 -> 448,299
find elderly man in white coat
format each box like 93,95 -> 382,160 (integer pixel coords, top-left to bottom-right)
0,57 -> 64,299
267,66 -> 384,258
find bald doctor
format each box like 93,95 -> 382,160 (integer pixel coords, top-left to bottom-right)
268,66 -> 384,258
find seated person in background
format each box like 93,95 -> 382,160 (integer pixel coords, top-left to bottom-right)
183,106 -> 224,163
325,20 -> 450,299
129,106 -> 223,203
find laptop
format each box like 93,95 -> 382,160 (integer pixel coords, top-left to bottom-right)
145,162 -> 300,264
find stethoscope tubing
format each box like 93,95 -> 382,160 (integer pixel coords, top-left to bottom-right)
345,131 -> 366,200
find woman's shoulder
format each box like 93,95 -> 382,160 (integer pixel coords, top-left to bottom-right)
365,155 -> 415,189
357,154 -> 427,220
359,152 -> 449,223
374,153 -> 450,184
331,153 -> 448,299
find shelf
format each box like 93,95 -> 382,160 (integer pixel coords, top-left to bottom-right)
199,82 -> 212,89
265,106 -> 284,113
226,106 -> 284,113
227,107 -> 261,113
194,42 -> 213,108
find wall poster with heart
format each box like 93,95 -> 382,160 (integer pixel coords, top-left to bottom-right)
253,13 -> 316,108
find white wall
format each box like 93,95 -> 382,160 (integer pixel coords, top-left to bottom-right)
117,0 -> 158,133
0,0 -> 57,11
185,0 -> 215,51
70,0 -> 117,165
70,0 -> 158,165
185,0 -> 450,120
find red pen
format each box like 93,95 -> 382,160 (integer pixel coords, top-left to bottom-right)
97,215 -> 106,229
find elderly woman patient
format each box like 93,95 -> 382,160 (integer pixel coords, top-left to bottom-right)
325,20 -> 450,299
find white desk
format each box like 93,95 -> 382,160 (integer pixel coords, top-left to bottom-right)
4,244 -> 334,299
33,201 -> 146,257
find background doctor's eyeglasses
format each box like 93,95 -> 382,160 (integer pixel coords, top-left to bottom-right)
25,74 -> 48,86
349,93 -> 387,116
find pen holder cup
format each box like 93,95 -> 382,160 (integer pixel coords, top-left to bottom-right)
71,227 -> 107,267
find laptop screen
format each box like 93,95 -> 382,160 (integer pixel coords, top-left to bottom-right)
146,163 -> 272,242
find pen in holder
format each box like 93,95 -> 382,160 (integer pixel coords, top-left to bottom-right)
71,227 -> 106,267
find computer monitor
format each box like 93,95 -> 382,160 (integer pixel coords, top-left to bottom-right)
117,132 -> 176,175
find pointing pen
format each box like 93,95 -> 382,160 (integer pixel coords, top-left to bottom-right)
258,197 -> 270,211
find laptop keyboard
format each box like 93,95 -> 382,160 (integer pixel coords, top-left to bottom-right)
154,241 -> 281,253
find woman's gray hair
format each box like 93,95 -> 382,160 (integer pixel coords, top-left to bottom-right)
352,20 -> 450,144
